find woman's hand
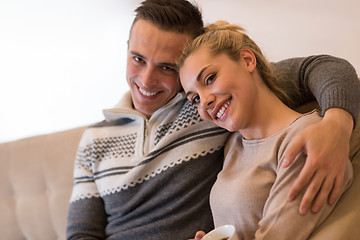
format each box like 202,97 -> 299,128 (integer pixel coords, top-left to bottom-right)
188,231 -> 206,240
283,108 -> 353,215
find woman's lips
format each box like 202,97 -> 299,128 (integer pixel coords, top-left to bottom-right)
212,98 -> 231,120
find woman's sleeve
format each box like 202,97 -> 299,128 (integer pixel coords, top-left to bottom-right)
271,55 -> 360,126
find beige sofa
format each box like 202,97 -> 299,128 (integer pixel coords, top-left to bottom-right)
0,104 -> 359,240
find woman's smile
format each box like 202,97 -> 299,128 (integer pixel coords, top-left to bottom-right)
212,98 -> 231,121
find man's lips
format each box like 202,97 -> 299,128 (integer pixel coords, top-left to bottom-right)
136,83 -> 160,97
211,98 -> 231,120
139,87 -> 158,96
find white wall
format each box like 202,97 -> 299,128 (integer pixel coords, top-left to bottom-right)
0,0 -> 140,142
0,0 -> 359,143
196,0 -> 360,69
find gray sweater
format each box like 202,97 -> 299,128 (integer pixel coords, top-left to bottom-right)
272,55 -> 359,125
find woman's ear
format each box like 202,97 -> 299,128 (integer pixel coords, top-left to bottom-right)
240,49 -> 257,73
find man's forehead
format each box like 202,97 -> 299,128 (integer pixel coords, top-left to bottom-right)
130,19 -> 190,43
129,19 -> 191,63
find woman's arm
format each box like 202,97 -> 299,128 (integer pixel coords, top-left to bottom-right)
255,122 -> 353,239
271,55 -> 360,213
284,108 -> 353,213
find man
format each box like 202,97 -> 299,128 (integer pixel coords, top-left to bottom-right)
66,0 -> 360,239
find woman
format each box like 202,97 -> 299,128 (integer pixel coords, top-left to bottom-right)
177,21 -> 353,239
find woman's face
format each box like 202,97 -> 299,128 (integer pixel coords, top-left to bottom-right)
179,47 -> 258,132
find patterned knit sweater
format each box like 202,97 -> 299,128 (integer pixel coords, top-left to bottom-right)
66,92 -> 229,239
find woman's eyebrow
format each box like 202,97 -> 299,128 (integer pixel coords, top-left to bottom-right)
184,64 -> 212,98
196,65 -> 212,82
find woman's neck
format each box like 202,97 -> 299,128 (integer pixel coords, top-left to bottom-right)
240,79 -> 301,140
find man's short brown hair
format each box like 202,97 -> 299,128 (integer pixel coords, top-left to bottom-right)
132,0 -> 204,39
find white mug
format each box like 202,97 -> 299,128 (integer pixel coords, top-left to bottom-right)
202,225 -> 239,240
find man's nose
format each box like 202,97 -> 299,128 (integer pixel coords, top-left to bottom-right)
140,66 -> 156,87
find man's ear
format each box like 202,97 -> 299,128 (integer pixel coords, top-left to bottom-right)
240,49 -> 257,73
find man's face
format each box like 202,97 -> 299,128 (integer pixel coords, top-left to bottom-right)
126,19 -> 190,118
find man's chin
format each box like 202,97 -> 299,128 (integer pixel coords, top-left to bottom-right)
132,102 -> 156,118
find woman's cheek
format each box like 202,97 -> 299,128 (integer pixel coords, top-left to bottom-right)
198,109 -> 212,122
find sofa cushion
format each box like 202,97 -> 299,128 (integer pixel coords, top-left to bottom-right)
0,126 -> 86,240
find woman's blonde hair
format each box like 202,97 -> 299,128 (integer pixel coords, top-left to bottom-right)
178,20 -> 292,107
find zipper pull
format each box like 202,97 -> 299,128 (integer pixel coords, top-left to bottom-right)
144,123 -> 148,137
142,119 -> 149,155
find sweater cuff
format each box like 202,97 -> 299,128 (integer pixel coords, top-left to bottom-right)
320,87 -> 360,128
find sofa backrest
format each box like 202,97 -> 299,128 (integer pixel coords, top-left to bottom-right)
0,126 -> 86,240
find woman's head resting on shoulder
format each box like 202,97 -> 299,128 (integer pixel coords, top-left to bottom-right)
177,21 -> 290,132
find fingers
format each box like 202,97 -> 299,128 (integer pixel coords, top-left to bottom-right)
310,175 -> 333,213
194,231 -> 206,240
292,165 -> 345,215
297,170 -> 324,215
287,159 -> 316,202
328,172 -> 345,205
307,173 -> 343,214
283,134 -> 305,168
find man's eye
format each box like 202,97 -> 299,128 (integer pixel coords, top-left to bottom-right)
205,74 -> 216,85
134,56 -> 144,63
162,66 -> 177,72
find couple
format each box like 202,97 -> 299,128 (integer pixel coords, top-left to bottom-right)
66,0 -> 360,239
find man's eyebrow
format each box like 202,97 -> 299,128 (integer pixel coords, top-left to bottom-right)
130,51 -> 143,57
130,51 -> 177,69
159,62 -> 178,69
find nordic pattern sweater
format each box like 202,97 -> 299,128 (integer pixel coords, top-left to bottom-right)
66,92 -> 229,239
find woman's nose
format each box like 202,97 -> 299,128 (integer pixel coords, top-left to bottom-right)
200,94 -> 215,110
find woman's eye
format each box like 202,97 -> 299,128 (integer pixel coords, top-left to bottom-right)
190,95 -> 200,104
205,74 -> 216,85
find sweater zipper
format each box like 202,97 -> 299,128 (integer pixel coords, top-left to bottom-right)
143,118 -> 149,155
